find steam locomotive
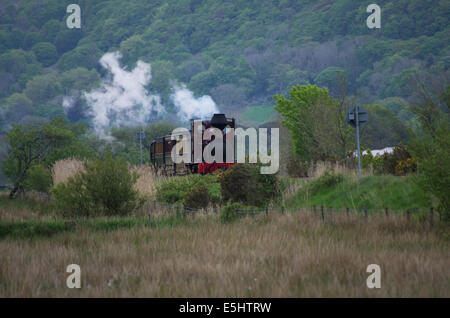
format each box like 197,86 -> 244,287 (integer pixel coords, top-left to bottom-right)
149,114 -> 236,175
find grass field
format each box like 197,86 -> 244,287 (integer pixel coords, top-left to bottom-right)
239,105 -> 277,125
285,174 -> 434,211
1,197 -> 449,297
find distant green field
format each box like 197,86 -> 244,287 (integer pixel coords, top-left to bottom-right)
239,105 -> 277,125
286,174 -> 434,212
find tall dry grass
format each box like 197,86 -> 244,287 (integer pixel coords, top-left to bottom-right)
307,161 -> 372,179
130,165 -> 156,199
51,159 -> 85,186
51,159 -> 158,198
1,211 -> 448,297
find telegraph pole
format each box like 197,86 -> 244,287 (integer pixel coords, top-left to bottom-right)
355,106 -> 361,179
136,129 -> 145,166
139,128 -> 143,166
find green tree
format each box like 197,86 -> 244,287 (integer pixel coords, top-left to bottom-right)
23,73 -> 62,105
408,73 -> 450,217
31,42 -> 58,67
2,119 -> 75,198
4,93 -> 33,123
275,84 -> 355,162
24,164 -> 52,193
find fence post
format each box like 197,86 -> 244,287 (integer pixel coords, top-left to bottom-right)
364,208 -> 368,221
265,206 -> 268,216
346,207 -> 349,217
430,207 -> 434,227
313,205 -> 316,214
407,210 -> 411,222
385,207 -> 389,218
321,205 -> 324,222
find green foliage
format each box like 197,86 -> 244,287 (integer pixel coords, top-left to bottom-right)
308,171 -> 344,194
52,156 -> 139,217
362,143 -> 417,176
31,42 -> 58,67
0,0 -> 448,162
2,118 -> 75,198
156,174 -> 221,205
220,202 -> 243,223
4,93 -> 33,123
361,105 -> 413,149
24,164 -> 52,193
0,221 -> 75,239
218,164 -> 280,207
23,73 -> 62,105
274,84 -> 352,161
314,67 -> 347,94
60,67 -> 101,91
183,184 -> 211,209
409,86 -> 450,216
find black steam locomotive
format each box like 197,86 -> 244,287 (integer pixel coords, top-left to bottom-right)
149,114 -> 236,175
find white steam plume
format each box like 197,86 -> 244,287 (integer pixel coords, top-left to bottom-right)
63,51 -> 220,137
83,52 -> 164,136
171,84 -> 219,121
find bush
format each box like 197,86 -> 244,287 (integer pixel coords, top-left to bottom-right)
220,202 -> 243,223
24,165 -> 52,193
361,143 -> 417,176
308,170 -> 344,194
183,184 -> 211,209
218,164 -> 280,207
156,174 -> 221,205
52,156 -> 139,217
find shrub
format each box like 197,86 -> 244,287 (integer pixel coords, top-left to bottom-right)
183,184 -> 211,209
220,202 -> 243,223
52,156 -> 139,217
361,143 -> 417,176
52,174 -> 92,218
156,174 -> 221,205
24,165 -> 52,193
308,170 -> 344,194
218,164 -> 280,207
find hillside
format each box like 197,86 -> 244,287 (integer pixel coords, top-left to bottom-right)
0,0 -> 448,142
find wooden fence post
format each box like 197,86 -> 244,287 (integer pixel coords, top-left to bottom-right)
321,205 -> 324,222
265,206 -> 268,216
364,208 -> 368,221
346,207 -> 349,217
385,208 -> 389,218
407,210 -> 411,222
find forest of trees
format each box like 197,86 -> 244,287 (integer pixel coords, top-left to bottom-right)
0,0 -> 448,182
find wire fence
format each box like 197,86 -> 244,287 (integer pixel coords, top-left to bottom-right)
140,201 -> 445,225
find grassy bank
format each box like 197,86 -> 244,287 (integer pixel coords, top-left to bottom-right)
285,174 -> 434,211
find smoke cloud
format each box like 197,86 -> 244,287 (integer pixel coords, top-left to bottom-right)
171,85 -> 219,121
83,52 -> 164,136
63,51 -> 220,138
